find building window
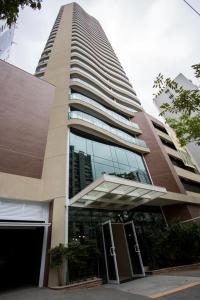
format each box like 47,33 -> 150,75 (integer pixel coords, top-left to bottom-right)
152,121 -> 168,134
69,131 -> 151,198
180,178 -> 200,193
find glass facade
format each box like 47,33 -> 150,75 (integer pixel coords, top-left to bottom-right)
69,207 -> 165,242
70,92 -> 138,129
0,20 -> 15,61
69,131 -> 151,198
70,67 -> 137,103
68,206 -> 166,281
70,78 -> 136,113
69,111 -> 147,148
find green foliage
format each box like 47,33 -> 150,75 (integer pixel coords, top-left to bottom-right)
49,243 -> 68,286
0,0 -> 42,26
49,243 -> 67,269
192,64 -> 200,78
153,64 -> 200,146
140,221 -> 200,269
66,239 -> 100,282
49,240 -> 100,284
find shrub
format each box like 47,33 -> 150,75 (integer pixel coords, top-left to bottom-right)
139,221 -> 200,269
49,239 -> 100,285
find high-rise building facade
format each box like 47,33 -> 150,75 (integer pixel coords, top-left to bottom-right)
34,3 -> 169,283
34,3 -> 168,284
0,20 -> 15,60
1,3 -> 200,290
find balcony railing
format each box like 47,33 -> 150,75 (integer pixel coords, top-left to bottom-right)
70,78 -> 137,113
70,67 -> 139,104
69,93 -> 139,130
68,111 -> 147,148
70,63 -> 136,98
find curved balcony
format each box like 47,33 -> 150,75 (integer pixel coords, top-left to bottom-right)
35,67 -> 46,74
71,54 -> 135,93
69,93 -> 139,131
68,111 -> 147,149
70,78 -> 142,113
72,20 -> 112,49
70,68 -> 141,108
71,46 -> 132,88
45,42 -> 54,48
38,60 -> 48,67
72,22 -> 113,47
41,49 -> 51,57
44,45 -> 53,52
35,71 -> 44,78
72,19 -> 110,44
72,28 -> 118,61
73,28 -> 113,55
71,60 -> 137,99
46,38 -> 55,44
36,63 -> 47,73
71,32 -> 124,73
72,35 -> 125,76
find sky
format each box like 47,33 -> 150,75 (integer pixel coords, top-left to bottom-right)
8,0 -> 200,117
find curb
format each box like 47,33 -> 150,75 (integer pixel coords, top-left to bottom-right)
149,280 -> 200,298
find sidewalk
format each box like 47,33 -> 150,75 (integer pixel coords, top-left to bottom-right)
105,274 -> 200,298
0,286 -> 148,300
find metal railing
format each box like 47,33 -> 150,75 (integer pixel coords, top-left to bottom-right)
68,111 -> 147,148
69,93 -> 139,130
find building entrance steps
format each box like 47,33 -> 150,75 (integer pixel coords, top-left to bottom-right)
105,274 -> 200,298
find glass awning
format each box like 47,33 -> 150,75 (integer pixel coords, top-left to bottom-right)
69,174 -> 167,210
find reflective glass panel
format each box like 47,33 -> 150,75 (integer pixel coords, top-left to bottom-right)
69,132 -> 151,198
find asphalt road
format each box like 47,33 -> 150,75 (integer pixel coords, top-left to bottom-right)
161,284 -> 200,300
1,284 -> 200,300
1,269 -> 200,300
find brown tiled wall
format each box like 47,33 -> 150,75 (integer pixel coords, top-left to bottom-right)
163,204 -> 200,224
134,112 -> 185,193
0,61 -> 54,178
162,204 -> 191,224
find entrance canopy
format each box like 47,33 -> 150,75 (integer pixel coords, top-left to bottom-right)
69,174 -> 167,210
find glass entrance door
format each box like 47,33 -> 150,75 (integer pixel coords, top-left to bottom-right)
124,221 -> 145,277
102,221 -> 119,284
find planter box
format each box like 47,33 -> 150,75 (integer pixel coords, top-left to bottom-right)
49,277 -> 102,290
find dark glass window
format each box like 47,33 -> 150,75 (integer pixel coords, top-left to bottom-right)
69,131 -> 151,198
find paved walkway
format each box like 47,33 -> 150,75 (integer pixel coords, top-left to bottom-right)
1,270 -> 200,300
106,274 -> 200,298
0,286 -> 148,300
161,269 -> 200,277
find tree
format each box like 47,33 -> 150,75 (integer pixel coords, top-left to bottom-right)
153,64 -> 200,146
0,0 -> 42,26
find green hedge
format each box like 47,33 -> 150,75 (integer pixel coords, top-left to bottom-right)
138,221 -> 200,269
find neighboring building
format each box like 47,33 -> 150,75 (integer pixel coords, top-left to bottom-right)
0,60 -> 55,290
0,3 -> 200,290
134,112 -> 200,224
0,20 -> 15,60
154,73 -> 200,168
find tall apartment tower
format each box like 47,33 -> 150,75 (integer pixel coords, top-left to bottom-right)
1,1 -> 200,291
1,2 -> 200,291
35,3 -> 168,284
